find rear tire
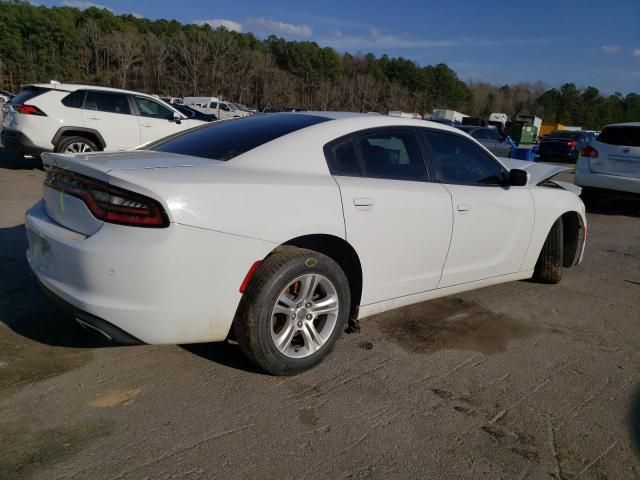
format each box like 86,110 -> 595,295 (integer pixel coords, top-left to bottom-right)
234,247 -> 350,376
533,217 -> 563,284
55,136 -> 98,154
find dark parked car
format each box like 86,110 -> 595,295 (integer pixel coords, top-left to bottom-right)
456,126 -> 512,157
539,130 -> 595,163
172,104 -> 217,122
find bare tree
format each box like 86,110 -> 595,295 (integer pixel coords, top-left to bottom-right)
144,33 -> 168,92
172,30 -> 209,95
106,28 -> 142,88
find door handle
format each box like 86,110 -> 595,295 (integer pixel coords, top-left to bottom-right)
86,115 -> 100,120
353,197 -> 375,210
141,122 -> 152,127
457,203 -> 472,212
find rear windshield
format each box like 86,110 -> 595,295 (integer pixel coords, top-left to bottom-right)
9,87 -> 48,105
148,113 -> 331,160
597,126 -> 640,147
549,131 -> 580,139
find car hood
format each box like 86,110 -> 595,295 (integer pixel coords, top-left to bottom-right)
499,157 -> 568,184
498,157 -> 581,195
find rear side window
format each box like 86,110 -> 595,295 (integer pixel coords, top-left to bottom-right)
485,129 -> 503,141
357,130 -> 427,180
62,90 -> 85,108
597,126 -> 640,147
9,87 -> 47,105
84,91 -> 131,115
420,130 -> 505,185
325,137 -> 361,175
148,113 -> 330,161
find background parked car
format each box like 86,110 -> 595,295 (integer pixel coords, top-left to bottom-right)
455,125 -> 512,157
172,104 -> 217,122
1,83 -> 205,155
575,122 -> 640,195
0,90 -> 14,103
183,96 -> 251,120
539,130 -> 595,163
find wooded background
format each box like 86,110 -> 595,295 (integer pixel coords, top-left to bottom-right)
1,1 -> 638,128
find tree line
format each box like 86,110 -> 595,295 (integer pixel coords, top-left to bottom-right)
0,1 -> 638,129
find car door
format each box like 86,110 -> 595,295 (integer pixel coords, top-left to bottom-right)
132,95 -> 190,145
419,129 -> 534,288
81,90 -> 140,151
327,128 -> 453,305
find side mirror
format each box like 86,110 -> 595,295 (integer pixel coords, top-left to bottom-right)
172,112 -> 182,124
508,169 -> 528,186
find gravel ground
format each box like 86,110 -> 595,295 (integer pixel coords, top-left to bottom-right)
0,149 -> 639,480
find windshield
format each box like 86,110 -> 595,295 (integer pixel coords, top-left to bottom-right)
147,113 -> 330,160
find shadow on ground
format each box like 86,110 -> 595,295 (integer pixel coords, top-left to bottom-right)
181,342 -> 267,375
0,147 -> 42,170
630,385 -> 640,458
582,190 -> 640,218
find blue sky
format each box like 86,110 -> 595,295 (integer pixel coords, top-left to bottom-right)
36,0 -> 640,94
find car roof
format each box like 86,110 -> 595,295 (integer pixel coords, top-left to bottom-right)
24,83 -> 155,97
603,122 -> 640,127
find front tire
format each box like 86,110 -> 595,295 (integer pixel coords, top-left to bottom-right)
533,217 -> 563,284
234,247 -> 350,375
55,136 -> 98,154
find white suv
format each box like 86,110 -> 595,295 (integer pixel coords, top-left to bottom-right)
575,122 -> 640,194
1,83 -> 205,155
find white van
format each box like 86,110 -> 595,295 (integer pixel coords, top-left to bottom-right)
183,97 -> 250,120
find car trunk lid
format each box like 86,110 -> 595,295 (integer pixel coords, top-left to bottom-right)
40,151 -> 217,235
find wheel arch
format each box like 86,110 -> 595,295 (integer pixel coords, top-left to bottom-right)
52,127 -> 106,150
560,210 -> 585,267
278,234 -> 363,320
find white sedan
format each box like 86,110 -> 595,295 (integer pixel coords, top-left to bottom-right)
26,113 -> 587,375
575,122 -> 640,194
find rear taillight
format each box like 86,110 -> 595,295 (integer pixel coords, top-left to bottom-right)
45,168 -> 169,228
14,104 -> 47,116
567,140 -> 577,148
581,145 -> 599,158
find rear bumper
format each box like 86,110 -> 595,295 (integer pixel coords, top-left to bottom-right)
575,158 -> 640,194
1,129 -> 51,156
25,199 -> 276,344
37,278 -> 143,344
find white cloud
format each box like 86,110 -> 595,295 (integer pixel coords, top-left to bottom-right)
61,0 -> 112,11
193,18 -> 243,33
322,30 -> 554,50
246,17 -> 312,37
125,12 -> 143,19
600,45 -> 620,54
633,48 -> 640,57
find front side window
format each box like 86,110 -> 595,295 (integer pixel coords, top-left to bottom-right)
84,91 -> 131,115
420,130 -> 506,185
209,102 -> 218,109
134,96 -> 173,119
220,103 -> 230,112
356,129 -> 427,181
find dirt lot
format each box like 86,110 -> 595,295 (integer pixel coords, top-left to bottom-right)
1,149 -> 639,480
